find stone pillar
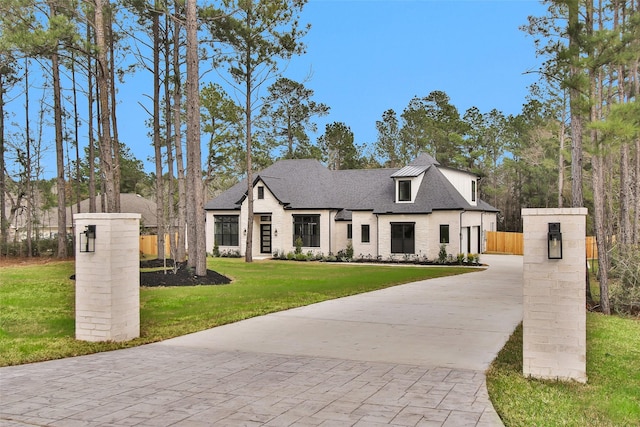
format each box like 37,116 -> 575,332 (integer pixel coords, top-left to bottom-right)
74,213 -> 141,342
521,208 -> 587,383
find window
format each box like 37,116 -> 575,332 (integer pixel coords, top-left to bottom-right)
347,224 -> 352,239
471,180 -> 476,202
398,180 -> 411,202
391,223 -> 415,254
214,215 -> 239,246
440,224 -> 450,244
293,215 -> 320,247
361,224 -> 370,243
258,186 -> 264,199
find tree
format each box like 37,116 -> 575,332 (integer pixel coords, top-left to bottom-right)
400,91 -> 464,168
0,53 -> 19,254
259,77 -> 328,160
184,0 -> 206,276
374,109 -> 402,167
318,122 -> 361,170
201,82 -> 244,196
207,0 -> 309,263
93,0 -> 120,213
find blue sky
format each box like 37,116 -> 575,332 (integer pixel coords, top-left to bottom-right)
278,0 -> 546,146
22,0 -> 548,177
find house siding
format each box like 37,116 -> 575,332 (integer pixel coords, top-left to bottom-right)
377,214 -> 430,260
351,212 -> 378,259
439,168 -> 477,206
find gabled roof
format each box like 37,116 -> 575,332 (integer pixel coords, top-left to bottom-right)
204,156 -> 499,215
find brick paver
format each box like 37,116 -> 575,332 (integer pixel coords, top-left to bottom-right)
1,345 -> 502,426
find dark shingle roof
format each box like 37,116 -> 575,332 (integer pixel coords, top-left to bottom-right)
204,157 -> 499,214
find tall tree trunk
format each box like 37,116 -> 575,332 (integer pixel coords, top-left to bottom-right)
0,65 -> 6,255
164,13 -> 176,261
71,54 -> 81,214
173,7 -> 186,262
108,11 -> 120,211
49,10 -> 67,258
88,22 -> 97,213
568,0 -> 584,209
24,60 -> 33,257
152,6 -> 165,260
94,0 -> 117,213
244,4 -> 254,263
558,93 -> 567,208
244,73 -> 254,263
185,0 -> 206,276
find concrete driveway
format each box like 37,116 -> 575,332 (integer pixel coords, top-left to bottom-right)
0,255 -> 523,426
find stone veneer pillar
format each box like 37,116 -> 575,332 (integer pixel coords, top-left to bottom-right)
74,213 -> 141,342
521,208 -> 587,383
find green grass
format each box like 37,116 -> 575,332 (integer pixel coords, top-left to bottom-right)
487,313 -> 640,427
0,258 -> 475,366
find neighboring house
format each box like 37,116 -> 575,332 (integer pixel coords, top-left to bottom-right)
205,153 -> 499,260
36,193 -> 160,238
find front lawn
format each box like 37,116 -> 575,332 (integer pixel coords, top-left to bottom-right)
0,257 -> 475,366
487,313 -> 640,427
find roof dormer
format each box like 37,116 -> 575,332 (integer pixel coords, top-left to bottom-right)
391,165 -> 429,203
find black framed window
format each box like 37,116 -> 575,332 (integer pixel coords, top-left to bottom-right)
258,186 -> 264,199
398,180 -> 411,201
471,181 -> 476,202
214,215 -> 239,246
391,222 -> 415,254
440,224 -> 450,244
293,215 -> 320,247
347,224 -> 352,239
361,224 -> 370,243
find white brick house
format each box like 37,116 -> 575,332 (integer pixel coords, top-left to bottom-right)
205,153 -> 498,260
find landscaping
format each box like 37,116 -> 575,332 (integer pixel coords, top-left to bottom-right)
0,257 -> 475,367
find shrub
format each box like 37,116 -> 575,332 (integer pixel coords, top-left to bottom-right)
212,243 -> 220,257
457,253 -> 465,264
345,241 -> 354,260
286,251 -> 295,260
610,244 -> 640,315
294,237 -> 303,255
438,244 -> 448,264
295,252 -> 308,261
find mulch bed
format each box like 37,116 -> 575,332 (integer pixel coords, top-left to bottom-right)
140,259 -> 231,287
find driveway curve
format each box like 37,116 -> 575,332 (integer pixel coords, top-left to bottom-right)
1,255 -> 523,427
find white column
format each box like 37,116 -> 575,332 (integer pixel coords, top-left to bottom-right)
74,213 -> 141,342
521,208 -> 587,383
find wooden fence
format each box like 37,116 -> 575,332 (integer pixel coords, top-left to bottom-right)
485,231 -> 598,259
139,234 -> 172,256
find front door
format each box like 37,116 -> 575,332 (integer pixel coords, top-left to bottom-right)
260,224 -> 272,254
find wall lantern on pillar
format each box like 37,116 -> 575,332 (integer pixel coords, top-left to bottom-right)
547,222 -> 562,259
80,225 -> 96,253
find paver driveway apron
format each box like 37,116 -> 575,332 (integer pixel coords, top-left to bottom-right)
0,254 -> 523,427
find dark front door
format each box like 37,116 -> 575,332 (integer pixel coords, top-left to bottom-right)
260,224 -> 272,254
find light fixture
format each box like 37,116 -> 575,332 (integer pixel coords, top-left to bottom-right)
547,223 -> 562,259
79,225 -> 96,253
274,229 -> 278,237
243,228 -> 247,236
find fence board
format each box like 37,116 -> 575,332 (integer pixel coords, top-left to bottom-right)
485,231 -> 598,259
139,235 -> 172,256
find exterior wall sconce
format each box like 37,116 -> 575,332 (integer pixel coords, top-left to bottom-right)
80,225 -> 96,253
548,222 -> 562,259
243,228 -> 247,236
274,229 -> 278,237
